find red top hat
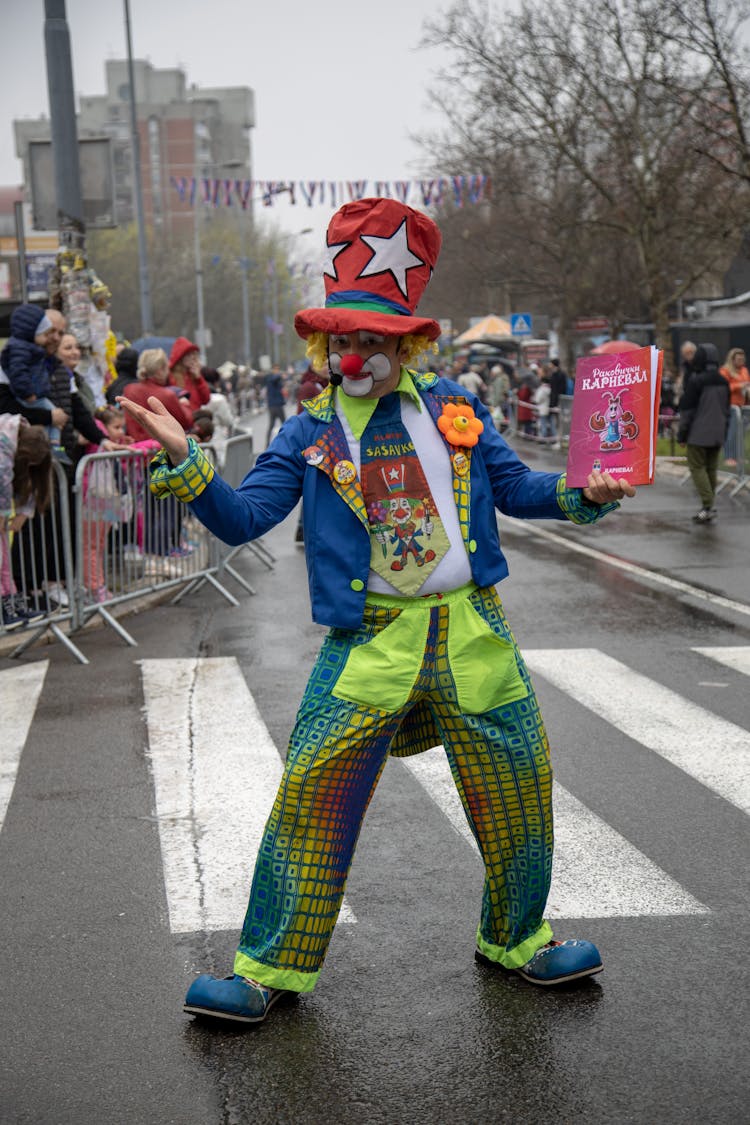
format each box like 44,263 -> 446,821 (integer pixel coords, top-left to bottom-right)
294,198 -> 442,341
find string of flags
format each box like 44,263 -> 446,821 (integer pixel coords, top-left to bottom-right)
169,175 -> 491,210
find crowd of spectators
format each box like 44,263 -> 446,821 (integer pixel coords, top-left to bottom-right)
3,311 -> 748,628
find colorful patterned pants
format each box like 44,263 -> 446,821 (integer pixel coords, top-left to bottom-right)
234,585 -> 554,992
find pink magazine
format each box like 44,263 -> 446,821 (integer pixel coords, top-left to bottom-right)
566,346 -> 663,486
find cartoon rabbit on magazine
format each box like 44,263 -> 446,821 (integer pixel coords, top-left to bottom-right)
589,391 -> 640,451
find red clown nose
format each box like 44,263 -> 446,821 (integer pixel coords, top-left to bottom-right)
340,354 -> 365,376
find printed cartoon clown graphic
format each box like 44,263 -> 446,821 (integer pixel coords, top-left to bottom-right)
374,464 -> 436,572
588,391 -> 639,451
362,458 -> 449,593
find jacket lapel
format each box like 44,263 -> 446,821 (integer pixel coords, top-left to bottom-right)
301,394 -> 369,529
420,389 -> 473,547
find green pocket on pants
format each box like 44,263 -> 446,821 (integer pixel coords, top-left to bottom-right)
332,610 -> 430,713
447,598 -> 528,713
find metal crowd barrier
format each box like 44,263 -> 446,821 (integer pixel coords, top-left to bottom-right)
1,458 -> 82,661
676,404 -> 749,497
210,432 -> 276,596
556,395 -> 573,448
718,404 -> 749,497
2,441 -> 276,665
71,446 -> 249,656
503,393 -> 566,447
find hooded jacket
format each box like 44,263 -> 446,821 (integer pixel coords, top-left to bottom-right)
677,343 -> 730,447
0,304 -> 51,400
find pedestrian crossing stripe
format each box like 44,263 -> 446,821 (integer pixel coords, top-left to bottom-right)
1,648 -> 748,928
399,753 -> 708,917
692,646 -> 750,678
0,661 -> 48,832
137,650 -> 747,931
524,649 -> 750,816
138,657 -> 357,934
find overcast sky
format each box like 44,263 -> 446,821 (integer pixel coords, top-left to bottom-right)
2,0 -> 465,246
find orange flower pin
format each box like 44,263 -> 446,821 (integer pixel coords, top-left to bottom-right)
437,402 -> 484,447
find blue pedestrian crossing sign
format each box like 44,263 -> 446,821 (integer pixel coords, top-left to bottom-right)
510,312 -> 533,336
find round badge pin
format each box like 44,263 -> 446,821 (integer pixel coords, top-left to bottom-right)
333,459 -> 357,485
452,451 -> 469,476
303,445 -> 324,466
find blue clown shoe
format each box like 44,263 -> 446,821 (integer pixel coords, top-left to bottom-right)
476,939 -> 603,986
184,973 -> 292,1023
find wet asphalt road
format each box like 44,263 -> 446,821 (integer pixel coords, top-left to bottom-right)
1,433 -> 749,1124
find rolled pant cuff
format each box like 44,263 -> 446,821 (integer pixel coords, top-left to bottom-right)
476,920 -> 554,969
233,951 -> 319,994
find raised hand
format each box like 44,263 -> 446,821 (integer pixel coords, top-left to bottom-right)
117,396 -> 190,465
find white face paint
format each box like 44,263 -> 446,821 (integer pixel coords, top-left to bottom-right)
328,332 -> 403,398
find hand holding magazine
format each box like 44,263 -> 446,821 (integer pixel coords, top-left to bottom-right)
566,346 -> 663,487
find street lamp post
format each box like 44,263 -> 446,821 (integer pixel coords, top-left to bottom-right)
193,190 -> 207,361
239,252 -> 252,369
229,169 -> 253,370
44,0 -> 84,250
271,264 -> 280,366
123,0 -> 152,334
189,152 -> 251,365
283,227 -> 314,370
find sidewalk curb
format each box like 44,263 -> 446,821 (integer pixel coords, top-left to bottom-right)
0,585 -> 176,661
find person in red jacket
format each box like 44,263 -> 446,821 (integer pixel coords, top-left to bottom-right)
122,348 -> 193,442
296,365 -> 329,413
168,337 -> 211,416
123,348 -> 194,571
516,373 -> 537,435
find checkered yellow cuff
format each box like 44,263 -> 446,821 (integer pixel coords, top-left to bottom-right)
555,473 -> 618,524
149,437 -> 215,502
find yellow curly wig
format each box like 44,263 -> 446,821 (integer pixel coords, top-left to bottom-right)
305,331 -> 437,373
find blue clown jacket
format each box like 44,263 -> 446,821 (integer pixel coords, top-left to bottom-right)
174,372 -> 615,629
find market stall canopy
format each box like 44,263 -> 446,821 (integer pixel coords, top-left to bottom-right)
590,339 -> 641,355
453,315 -> 513,345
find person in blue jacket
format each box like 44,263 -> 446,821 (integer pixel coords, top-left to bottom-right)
0,303 -> 64,455
120,198 -> 635,1025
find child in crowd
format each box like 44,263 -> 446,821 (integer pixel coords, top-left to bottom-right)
534,373 -> 553,440
0,416 -> 51,630
0,304 -> 64,456
192,410 -> 215,444
80,406 -> 159,603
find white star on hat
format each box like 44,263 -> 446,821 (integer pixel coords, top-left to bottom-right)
358,219 -> 424,299
323,241 -> 350,280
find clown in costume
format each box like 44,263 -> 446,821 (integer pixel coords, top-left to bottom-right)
119,198 -> 635,1024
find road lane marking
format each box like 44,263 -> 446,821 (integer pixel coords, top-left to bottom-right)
525,649 -> 750,815
693,646 -> 750,678
0,662 -> 48,832
139,657 -> 356,934
500,516 -> 750,619
400,749 -> 707,917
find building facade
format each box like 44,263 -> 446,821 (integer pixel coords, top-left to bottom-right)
14,58 -> 255,235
